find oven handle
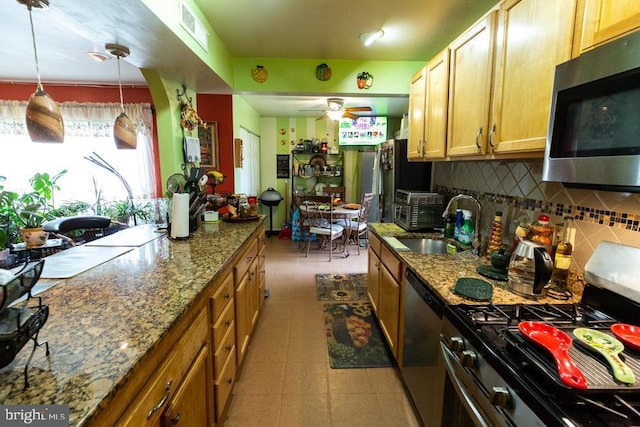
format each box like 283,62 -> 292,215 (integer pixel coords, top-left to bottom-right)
441,342 -> 489,427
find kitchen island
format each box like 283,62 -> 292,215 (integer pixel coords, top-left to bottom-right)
0,218 -> 266,426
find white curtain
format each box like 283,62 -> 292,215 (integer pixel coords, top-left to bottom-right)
236,127 -> 260,197
0,100 -> 156,207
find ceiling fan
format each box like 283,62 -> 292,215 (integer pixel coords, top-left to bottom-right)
304,98 -> 372,121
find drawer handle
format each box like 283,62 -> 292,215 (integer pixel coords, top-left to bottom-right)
226,377 -> 233,385
226,344 -> 232,352
147,380 -> 172,419
225,319 -> 232,327
171,413 -> 180,425
224,292 -> 230,300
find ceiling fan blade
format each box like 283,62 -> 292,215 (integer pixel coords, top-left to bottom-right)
344,106 -> 372,112
343,111 -> 359,120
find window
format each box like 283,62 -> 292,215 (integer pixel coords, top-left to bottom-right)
0,100 -> 157,211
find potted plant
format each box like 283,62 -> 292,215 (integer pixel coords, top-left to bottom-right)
0,170 -> 67,247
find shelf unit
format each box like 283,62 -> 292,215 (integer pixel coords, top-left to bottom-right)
291,152 -> 344,203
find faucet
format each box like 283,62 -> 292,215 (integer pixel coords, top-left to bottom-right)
442,194 -> 482,255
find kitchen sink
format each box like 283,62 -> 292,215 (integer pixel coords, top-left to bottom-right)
397,238 -> 448,254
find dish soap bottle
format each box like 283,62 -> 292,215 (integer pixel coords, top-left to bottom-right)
458,210 -> 474,247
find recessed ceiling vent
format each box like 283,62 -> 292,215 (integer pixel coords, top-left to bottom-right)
180,1 -> 209,52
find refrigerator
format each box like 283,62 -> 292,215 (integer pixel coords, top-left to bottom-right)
358,139 -> 432,223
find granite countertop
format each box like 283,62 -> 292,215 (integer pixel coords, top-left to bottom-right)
369,223 -> 583,306
0,218 -> 265,425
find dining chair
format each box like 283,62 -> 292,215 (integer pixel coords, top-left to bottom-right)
345,192 -> 375,255
323,186 -> 345,201
301,195 -> 345,261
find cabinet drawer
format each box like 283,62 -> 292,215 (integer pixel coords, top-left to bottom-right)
214,346 -> 237,422
211,273 -> 234,323
213,299 -> 235,352
368,231 -> 381,256
214,323 -> 236,380
118,309 -> 208,426
235,238 -> 258,286
380,244 -> 403,283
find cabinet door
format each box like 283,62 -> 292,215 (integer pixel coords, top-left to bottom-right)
490,0 -> 576,154
408,67 -> 427,160
423,48 -> 449,159
367,248 -> 381,313
235,273 -> 249,366
378,264 -> 400,360
580,0 -> 640,52
248,258 -> 260,331
162,346 -> 210,427
447,11 -> 496,157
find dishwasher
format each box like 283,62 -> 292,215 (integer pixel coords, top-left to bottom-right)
402,269 -> 445,427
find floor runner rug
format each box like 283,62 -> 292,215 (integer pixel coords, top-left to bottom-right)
316,273 -> 368,301
324,302 -> 395,368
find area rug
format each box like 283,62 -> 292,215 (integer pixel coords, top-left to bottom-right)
316,273 -> 368,301
323,302 -> 395,368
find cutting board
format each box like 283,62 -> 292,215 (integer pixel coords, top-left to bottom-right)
41,245 -> 133,279
85,224 -> 165,247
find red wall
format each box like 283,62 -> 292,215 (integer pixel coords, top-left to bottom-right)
196,94 -> 234,194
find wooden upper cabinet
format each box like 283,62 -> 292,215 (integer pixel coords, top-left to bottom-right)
490,0 -> 577,154
408,67 -> 427,160
447,11 -> 496,157
423,49 -> 449,160
580,0 -> 640,53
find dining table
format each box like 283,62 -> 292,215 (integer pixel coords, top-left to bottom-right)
297,202 -> 362,256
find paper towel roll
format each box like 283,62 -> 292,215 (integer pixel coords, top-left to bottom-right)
171,193 -> 190,239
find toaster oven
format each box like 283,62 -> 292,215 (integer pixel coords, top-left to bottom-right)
393,190 -> 444,231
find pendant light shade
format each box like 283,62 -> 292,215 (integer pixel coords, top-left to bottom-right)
19,0 -> 64,143
106,43 -> 136,149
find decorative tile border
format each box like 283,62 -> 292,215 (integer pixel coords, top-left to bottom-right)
434,185 -> 640,233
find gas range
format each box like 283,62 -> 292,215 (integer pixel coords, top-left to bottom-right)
440,242 -> 640,427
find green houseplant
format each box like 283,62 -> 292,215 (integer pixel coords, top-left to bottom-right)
0,170 -> 67,246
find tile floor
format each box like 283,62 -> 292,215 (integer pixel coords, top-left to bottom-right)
223,237 -> 421,427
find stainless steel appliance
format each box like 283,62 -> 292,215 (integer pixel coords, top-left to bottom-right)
393,190 -> 443,231
507,240 -> 554,299
403,269 -> 445,427
440,242 -> 640,426
376,140 -> 432,223
543,30 -> 640,192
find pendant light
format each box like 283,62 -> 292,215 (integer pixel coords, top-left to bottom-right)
106,43 -> 137,149
19,0 -> 64,143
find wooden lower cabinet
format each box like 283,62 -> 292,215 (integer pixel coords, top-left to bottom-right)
378,262 -> 401,359
367,232 -> 402,361
162,345 -> 210,427
117,309 -> 209,426
367,249 -> 381,313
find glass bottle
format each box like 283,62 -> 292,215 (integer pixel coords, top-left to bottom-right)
486,211 -> 503,257
529,214 -> 554,253
552,216 -> 575,291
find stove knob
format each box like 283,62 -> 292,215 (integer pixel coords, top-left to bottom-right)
459,350 -> 477,368
448,336 -> 465,352
489,386 -> 511,408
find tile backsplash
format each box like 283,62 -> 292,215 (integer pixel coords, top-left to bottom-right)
433,159 -> 640,272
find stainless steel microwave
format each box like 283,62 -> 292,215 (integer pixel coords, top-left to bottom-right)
542,30 -> 640,193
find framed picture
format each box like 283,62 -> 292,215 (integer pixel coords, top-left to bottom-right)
198,121 -> 219,168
